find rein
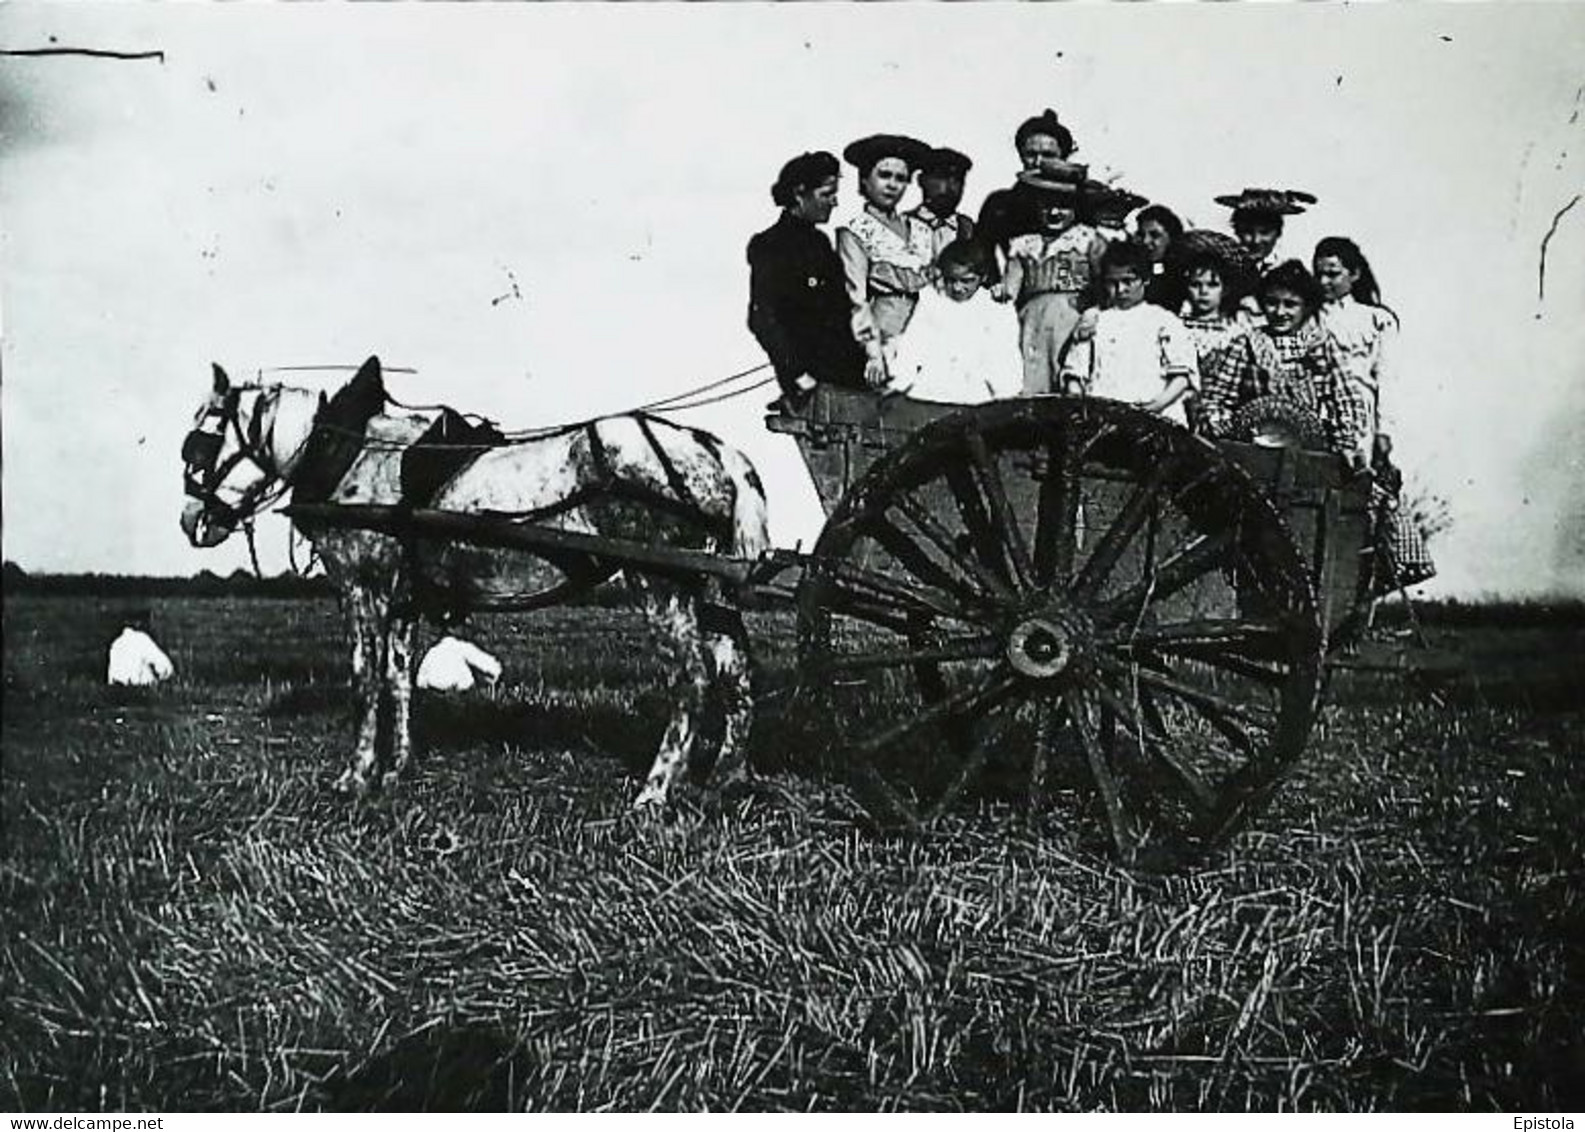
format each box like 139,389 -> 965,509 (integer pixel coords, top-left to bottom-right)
183,360 -> 772,576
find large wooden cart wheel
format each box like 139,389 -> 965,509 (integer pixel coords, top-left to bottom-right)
797,398 -> 1324,863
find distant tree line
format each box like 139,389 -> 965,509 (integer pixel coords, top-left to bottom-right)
7,560 -> 1579,623
2,561 -> 332,599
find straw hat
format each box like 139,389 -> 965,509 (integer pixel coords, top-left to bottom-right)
1176,228 -> 1244,263
1213,188 -> 1318,216
1082,181 -> 1148,223
1228,395 -> 1328,450
1015,162 -> 1088,196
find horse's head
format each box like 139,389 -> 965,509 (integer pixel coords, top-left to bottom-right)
180,364 -> 323,548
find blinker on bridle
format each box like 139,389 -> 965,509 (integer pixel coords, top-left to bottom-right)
181,386 -> 276,527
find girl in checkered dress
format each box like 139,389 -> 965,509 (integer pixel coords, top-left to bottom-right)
1174,244 -> 1254,435
1200,259 -> 1435,593
1198,260 -> 1371,464
1313,237 -> 1436,591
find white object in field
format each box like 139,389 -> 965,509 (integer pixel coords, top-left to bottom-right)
107,627 -> 175,687
416,636 -> 503,692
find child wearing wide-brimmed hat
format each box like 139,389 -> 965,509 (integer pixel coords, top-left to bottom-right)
997,164 -> 1108,395
1215,187 -> 1317,280
835,133 -> 938,387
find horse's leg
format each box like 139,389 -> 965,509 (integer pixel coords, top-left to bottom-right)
335,583 -> 386,796
381,611 -> 417,788
701,593 -> 755,790
632,580 -> 710,809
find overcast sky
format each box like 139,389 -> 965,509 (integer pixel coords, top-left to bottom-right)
2,3 -> 1582,596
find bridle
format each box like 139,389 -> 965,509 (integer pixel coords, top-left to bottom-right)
181,384 -> 297,531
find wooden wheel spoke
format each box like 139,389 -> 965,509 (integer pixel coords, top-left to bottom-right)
943,460 -> 1020,598
921,684 -> 1021,821
851,670 -> 1015,759
1031,416 -> 1119,587
821,596 -> 915,636
851,762 -> 923,829
1102,617 -> 1293,685
1089,678 -> 1216,814
1147,643 -> 1290,687
822,635 -> 1001,674
891,492 -> 1017,605
1096,529 -> 1237,626
1111,661 -> 1275,744
867,514 -> 984,609
824,558 -> 969,624
1065,687 -> 1136,858
963,425 -> 1035,592
1103,616 -> 1289,650
1027,695 -> 1068,809
1072,460 -> 1175,601
1033,435 -> 1079,588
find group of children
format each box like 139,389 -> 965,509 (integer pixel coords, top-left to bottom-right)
747,114 -> 1435,592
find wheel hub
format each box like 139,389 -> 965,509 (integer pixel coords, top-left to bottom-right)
1005,608 -> 1091,680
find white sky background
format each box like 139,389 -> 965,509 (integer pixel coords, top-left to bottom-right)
1,3 -> 1582,596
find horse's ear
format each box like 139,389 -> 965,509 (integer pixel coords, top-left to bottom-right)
349,355 -> 387,402
212,364 -> 230,395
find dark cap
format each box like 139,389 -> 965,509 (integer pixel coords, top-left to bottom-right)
918,146 -> 972,178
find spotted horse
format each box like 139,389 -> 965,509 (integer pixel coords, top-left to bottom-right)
180,356 -> 770,806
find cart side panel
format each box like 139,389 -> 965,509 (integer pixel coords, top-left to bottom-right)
766,386 -> 964,517
1218,442 -> 1373,640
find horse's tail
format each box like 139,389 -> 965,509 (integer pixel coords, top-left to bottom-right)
722,447 -> 771,561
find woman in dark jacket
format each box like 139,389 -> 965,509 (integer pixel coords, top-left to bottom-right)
746,151 -> 868,404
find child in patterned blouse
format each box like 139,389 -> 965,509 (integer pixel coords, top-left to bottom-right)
1311,237 -> 1435,590
1312,236 -> 1398,440
998,168 -> 1108,396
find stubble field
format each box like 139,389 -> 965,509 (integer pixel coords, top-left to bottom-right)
2,591 -> 1583,1111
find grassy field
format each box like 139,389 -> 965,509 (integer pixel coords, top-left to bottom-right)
3,592 -> 1583,1111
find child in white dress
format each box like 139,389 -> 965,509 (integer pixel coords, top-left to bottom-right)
1059,242 -> 1198,422
887,239 -> 1021,404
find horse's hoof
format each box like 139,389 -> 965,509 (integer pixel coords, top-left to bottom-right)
379,768 -> 404,791
333,769 -> 371,798
714,770 -> 755,800
632,786 -> 668,811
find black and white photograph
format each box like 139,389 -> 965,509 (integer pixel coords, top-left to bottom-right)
3,1 -> 1583,1113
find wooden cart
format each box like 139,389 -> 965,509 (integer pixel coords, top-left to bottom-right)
293,386 -> 1379,862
